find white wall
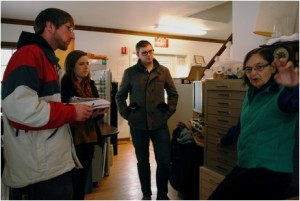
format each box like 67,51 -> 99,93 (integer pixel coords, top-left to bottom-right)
232,1 -> 271,61
75,31 -> 222,139
74,30 -> 222,82
1,23 -> 222,139
1,24 -> 222,79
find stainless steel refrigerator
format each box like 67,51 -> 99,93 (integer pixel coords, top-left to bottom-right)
87,59 -> 112,190
90,59 -> 111,124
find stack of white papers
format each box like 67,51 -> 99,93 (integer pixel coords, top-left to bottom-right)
69,97 -> 110,109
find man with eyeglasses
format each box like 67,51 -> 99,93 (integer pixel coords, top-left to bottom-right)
116,40 -> 178,200
1,8 -> 93,199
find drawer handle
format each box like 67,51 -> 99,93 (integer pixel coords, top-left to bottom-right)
216,85 -> 229,88
208,179 -> 219,186
216,148 -> 229,154
217,110 -> 231,115
215,165 -> 228,173
217,102 -> 230,106
216,157 -> 229,164
217,119 -> 229,123
217,93 -> 231,97
217,132 -> 226,136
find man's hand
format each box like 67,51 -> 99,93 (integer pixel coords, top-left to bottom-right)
92,107 -> 110,118
73,104 -> 93,121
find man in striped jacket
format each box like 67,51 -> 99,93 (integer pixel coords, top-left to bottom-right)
1,8 -> 93,200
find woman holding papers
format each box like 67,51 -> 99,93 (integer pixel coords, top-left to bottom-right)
61,50 -> 109,200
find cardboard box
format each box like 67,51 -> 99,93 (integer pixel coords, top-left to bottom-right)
187,66 -> 206,81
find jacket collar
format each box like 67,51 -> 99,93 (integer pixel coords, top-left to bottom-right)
136,58 -> 161,73
249,78 -> 280,101
17,31 -> 59,65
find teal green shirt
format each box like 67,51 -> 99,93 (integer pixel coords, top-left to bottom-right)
237,85 -> 298,173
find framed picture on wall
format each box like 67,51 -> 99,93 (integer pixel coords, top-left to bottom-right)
194,55 -> 205,66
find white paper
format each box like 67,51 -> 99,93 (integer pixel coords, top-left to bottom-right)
69,96 -> 110,109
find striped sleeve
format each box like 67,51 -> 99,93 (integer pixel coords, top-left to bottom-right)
1,45 -> 77,130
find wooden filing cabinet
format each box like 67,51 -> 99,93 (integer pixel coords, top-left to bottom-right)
205,126 -> 237,175
204,79 -> 247,175
199,166 -> 225,200
200,79 -> 247,199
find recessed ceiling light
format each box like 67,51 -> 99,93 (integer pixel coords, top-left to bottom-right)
153,23 -> 207,36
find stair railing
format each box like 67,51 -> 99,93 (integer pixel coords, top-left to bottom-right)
205,34 -> 233,69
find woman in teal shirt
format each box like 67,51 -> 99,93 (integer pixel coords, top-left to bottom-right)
209,47 -> 299,200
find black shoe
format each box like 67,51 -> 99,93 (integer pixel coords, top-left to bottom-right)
156,195 -> 169,200
142,195 -> 151,200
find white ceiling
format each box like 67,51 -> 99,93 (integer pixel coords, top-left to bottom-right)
1,1 -> 232,41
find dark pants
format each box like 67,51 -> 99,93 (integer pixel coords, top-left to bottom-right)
9,171 -> 73,200
208,166 -> 292,200
72,143 -> 95,200
130,125 -> 171,199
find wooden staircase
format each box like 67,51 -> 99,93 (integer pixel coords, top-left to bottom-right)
205,34 -> 233,69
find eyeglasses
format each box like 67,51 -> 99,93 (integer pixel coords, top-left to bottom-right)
140,50 -> 154,56
64,25 -> 74,33
243,63 -> 270,74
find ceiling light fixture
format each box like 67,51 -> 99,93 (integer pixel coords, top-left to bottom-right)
253,1 -> 298,37
154,23 -> 207,36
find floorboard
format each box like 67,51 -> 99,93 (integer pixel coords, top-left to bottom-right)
84,140 -> 180,200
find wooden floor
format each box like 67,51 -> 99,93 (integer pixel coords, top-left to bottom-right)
85,140 -> 180,200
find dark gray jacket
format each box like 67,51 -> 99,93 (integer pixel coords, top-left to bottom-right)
116,59 -> 178,130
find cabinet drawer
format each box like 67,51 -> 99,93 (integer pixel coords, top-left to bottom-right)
205,80 -> 247,91
200,189 -> 212,200
207,98 -> 244,109
207,105 -> 241,117
200,167 -> 225,199
200,166 -> 225,180
206,141 -> 236,156
206,152 -> 236,169
205,157 -> 235,175
206,126 -> 227,142
206,142 -> 236,163
206,144 -> 236,164
207,90 -> 245,100
201,179 -> 219,199
206,126 -> 237,148
207,114 -> 239,127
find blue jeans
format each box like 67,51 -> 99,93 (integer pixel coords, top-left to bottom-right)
9,171 -> 73,200
130,125 -> 171,198
72,143 -> 95,200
